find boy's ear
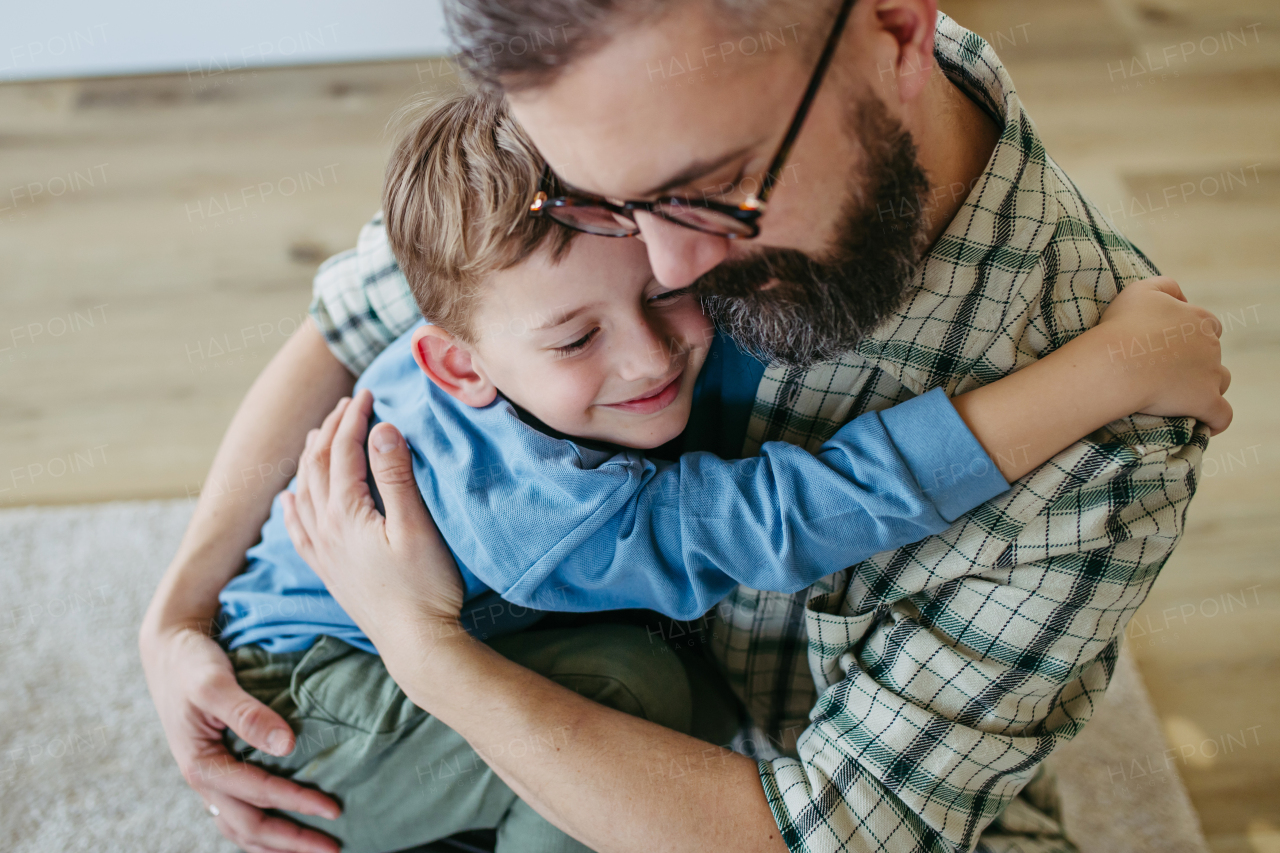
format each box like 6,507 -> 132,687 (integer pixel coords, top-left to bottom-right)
410,325 -> 498,408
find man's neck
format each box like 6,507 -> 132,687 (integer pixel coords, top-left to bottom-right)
909,69 -> 1002,247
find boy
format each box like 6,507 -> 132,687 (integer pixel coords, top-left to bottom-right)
216,89 -> 1228,853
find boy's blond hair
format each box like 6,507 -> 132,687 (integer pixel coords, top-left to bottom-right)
383,87 -> 572,342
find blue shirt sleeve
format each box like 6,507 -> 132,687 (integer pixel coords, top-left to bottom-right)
469,390 -> 1007,620
388,350 -> 1010,621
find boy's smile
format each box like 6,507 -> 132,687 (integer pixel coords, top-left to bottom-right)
601,369 -> 685,415
412,233 -> 713,450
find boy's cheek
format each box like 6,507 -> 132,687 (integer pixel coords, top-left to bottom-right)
522,366 -> 605,434
668,308 -> 716,355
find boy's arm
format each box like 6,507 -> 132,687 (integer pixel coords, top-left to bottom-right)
431,283 -> 1227,621
952,277 -> 1231,483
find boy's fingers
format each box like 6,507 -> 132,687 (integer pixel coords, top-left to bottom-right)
1147,276 -> 1187,302
1207,397 -> 1233,436
1220,366 -> 1232,394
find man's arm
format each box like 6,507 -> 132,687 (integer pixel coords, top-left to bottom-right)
410,621 -> 789,853
284,396 -> 788,853
142,320 -> 354,630
139,318 -> 354,853
140,214 -> 419,853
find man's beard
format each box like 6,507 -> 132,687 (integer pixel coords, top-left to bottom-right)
697,95 -> 932,368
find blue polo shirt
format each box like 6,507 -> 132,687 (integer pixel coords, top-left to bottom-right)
217,322 -> 1007,654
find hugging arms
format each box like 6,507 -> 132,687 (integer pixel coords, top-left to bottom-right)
140,272 -> 1228,853
141,5 -> 1233,853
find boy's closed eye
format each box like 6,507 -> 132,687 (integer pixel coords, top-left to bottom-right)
555,328 -> 599,356
552,287 -> 698,358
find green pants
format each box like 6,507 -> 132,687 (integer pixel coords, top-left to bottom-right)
226,623 -> 740,853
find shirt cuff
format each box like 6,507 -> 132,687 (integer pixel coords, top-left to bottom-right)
878,387 -> 1009,523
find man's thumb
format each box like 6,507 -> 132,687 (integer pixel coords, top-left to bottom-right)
368,423 -> 429,534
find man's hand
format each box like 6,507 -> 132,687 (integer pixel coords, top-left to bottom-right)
281,389 -> 466,661
138,621 -> 342,853
136,317 -> 365,853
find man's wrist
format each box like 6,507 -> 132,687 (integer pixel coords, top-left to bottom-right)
139,582 -> 221,645
376,614 -> 477,705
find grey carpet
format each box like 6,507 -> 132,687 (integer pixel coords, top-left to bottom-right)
0,499 -> 1209,852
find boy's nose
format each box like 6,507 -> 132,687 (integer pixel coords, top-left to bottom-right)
633,212 -> 729,290
613,317 -> 673,383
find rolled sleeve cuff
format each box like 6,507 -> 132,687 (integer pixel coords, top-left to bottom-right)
878,387 -> 1008,522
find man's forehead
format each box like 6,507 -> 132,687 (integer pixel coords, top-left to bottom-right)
506,5 -> 808,197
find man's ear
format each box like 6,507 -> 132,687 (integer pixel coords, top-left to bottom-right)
410,325 -> 498,408
864,0 -> 938,104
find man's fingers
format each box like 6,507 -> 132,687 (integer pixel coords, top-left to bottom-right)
280,493 -> 316,566
315,397 -> 351,449
206,789 -> 340,853
329,388 -> 376,509
203,758 -> 340,818
193,669 -> 295,759
1220,365 -> 1232,395
294,429 -> 318,513
301,396 -> 351,509
302,397 -> 348,495
368,422 -> 434,544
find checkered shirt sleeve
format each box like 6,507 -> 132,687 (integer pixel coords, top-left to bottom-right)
308,211 -> 420,375
726,16 -> 1207,853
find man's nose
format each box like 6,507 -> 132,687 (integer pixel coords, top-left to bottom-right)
633,211 -> 729,289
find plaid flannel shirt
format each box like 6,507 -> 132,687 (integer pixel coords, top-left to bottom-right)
309,15 -> 1204,852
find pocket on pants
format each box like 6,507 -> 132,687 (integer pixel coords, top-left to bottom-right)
289,635 -> 429,736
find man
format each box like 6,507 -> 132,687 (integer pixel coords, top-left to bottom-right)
142,1 -> 1212,851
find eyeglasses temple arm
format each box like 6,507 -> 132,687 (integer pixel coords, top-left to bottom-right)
758,0 -> 857,202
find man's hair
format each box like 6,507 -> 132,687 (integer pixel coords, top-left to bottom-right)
382,87 -> 572,342
445,0 -> 822,92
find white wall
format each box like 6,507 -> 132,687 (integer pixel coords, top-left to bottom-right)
1,0 -> 451,82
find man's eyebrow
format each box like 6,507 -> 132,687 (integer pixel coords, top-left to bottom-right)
635,147 -> 754,198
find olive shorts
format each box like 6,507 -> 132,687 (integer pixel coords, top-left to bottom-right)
225,623 -> 739,853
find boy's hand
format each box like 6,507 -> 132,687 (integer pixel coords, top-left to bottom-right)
1097,277 -> 1233,434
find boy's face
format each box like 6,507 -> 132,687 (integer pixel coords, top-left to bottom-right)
468,235 -> 713,449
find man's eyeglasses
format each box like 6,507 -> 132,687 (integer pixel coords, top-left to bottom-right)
528,0 -> 856,240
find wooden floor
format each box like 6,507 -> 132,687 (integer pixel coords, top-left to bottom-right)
1,1 -> 1276,848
